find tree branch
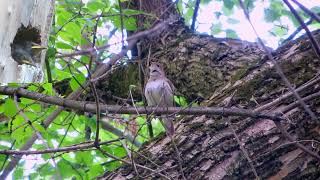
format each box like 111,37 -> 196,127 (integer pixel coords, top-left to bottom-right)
0,86 -> 283,121
0,139 -> 122,155
191,0 -> 201,31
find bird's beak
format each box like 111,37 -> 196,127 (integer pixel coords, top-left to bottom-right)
31,43 -> 47,50
31,43 -> 47,55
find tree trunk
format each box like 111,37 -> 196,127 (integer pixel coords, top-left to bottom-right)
0,0 -> 54,82
99,18 -> 320,179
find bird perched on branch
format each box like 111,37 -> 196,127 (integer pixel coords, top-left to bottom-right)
11,41 -> 46,67
145,62 -> 175,136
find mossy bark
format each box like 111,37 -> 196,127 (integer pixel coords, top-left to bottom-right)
99,25 -> 320,179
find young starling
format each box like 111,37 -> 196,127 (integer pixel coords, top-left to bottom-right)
11,41 -> 46,67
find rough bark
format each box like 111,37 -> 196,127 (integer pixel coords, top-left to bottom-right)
99,21 -> 320,179
0,0 -> 54,82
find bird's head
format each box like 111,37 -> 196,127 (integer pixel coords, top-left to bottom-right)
149,62 -> 165,79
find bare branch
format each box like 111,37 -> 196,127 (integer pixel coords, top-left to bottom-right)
283,0 -> 320,59
0,139 -> 121,155
0,86 -> 284,121
191,0 -> 201,31
290,0 -> 320,23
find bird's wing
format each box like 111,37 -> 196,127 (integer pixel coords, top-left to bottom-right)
145,83 -> 157,106
161,81 -> 174,107
165,78 -> 175,92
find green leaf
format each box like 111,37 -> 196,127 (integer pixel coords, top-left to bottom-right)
151,118 -> 165,136
225,29 -> 238,39
86,1 -> 106,12
43,83 -> 54,95
54,69 -> 72,81
11,117 -> 33,146
184,7 -> 195,25
201,0 -> 211,5
310,22 -> 320,29
70,73 -> 86,91
88,164 -> 104,179
36,163 -> 56,177
80,55 -> 90,65
264,8 -> 281,22
124,17 -> 137,31
20,98 -> 34,105
244,0 -> 255,12
282,10 -> 300,27
221,4 -> 234,16
311,6 -> 320,13
112,146 -> 126,157
13,166 -> 24,179
3,99 -> 17,117
58,160 -> 76,178
104,160 -> 121,171
223,0 -> 235,10
174,96 -> 188,107
269,25 -> 288,37
226,18 -> 240,24
75,151 -> 93,165
56,42 -> 74,49
63,22 -> 81,43
211,23 -> 223,35
56,11 -> 73,26
33,122 -> 47,134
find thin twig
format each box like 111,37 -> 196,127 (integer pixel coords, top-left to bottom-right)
289,0 -> 320,23
118,0 -> 125,48
283,0 -> 320,59
97,147 -> 171,179
0,139 -> 122,155
90,82 -> 101,146
254,76 -> 320,112
191,0 -> 201,31
281,18 -> 313,45
170,136 -> 186,180
120,140 -> 140,177
274,121 -> 320,161
225,91 -> 260,179
56,19 -> 173,58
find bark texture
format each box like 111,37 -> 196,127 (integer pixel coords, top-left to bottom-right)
99,22 -> 320,179
0,0 -> 54,82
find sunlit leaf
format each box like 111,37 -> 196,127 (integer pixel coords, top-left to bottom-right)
225,29 -> 238,38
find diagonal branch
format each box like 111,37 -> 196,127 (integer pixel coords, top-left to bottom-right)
289,0 -> 320,23
191,0 -> 201,31
283,0 -> 320,59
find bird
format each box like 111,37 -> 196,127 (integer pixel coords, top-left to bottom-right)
144,62 -> 175,136
11,41 -> 46,67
